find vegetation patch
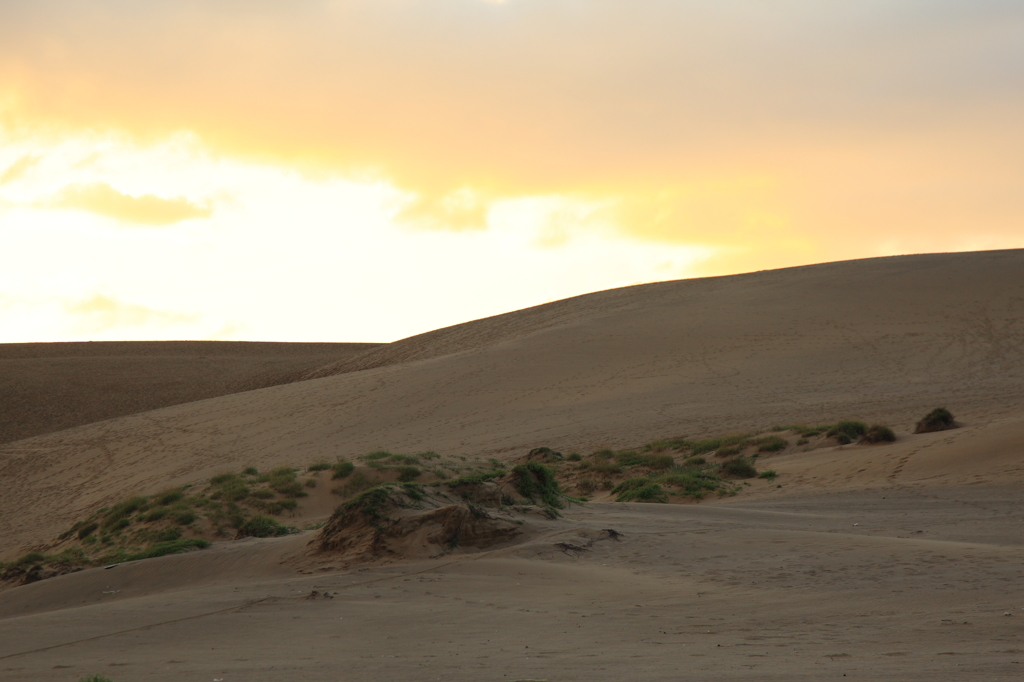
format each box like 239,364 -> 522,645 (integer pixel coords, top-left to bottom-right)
915,407 -> 957,434
236,515 -> 292,538
753,435 -> 788,453
827,421 -> 867,444
331,460 -> 355,479
861,424 -> 897,444
720,456 -> 758,479
510,461 -> 568,509
445,468 -> 507,487
614,481 -> 668,503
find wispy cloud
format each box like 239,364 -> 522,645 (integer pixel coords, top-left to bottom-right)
0,154 -> 40,184
65,294 -> 200,334
45,182 -> 212,225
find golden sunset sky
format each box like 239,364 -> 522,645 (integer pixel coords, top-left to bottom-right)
1,1 -> 1022,342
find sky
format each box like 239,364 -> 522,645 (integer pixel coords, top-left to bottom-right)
1,0 -> 1022,343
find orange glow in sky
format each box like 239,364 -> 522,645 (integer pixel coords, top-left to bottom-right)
1,1 -> 1022,341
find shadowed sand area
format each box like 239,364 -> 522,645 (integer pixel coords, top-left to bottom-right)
0,341 -> 382,445
1,249 -> 1023,681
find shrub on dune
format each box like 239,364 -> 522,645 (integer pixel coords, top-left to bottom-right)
914,407 -> 957,433
236,515 -> 291,538
612,478 -> 668,503
861,424 -> 897,444
827,421 -> 867,444
720,456 -> 757,479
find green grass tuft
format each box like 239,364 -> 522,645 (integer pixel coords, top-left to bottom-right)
754,435 -> 787,453
827,421 -> 867,443
861,424 -> 897,443
613,479 -> 668,503
331,461 -> 356,479
915,407 -> 956,434
511,461 -> 565,509
721,456 -> 758,479
395,466 -> 422,482
445,469 -> 506,487
237,515 -> 291,538
123,538 -> 209,561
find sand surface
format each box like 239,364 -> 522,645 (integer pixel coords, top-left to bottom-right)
0,341 -> 381,445
2,249 -> 1023,680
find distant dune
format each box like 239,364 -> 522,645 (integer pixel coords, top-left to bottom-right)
0,340 -> 382,445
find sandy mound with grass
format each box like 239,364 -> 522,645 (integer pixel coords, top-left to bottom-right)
314,484 -> 524,564
0,340 -> 381,445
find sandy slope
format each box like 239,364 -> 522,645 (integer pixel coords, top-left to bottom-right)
0,341 -> 381,445
2,249 -> 1024,681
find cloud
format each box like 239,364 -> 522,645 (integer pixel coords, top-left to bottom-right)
65,294 -> 199,334
396,188 -> 491,232
0,154 -> 40,184
46,182 -> 212,225
0,0 -> 1022,257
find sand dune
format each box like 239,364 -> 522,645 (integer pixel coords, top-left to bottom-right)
0,340 -> 381,445
2,249 -> 1024,680
3,250 -> 1022,555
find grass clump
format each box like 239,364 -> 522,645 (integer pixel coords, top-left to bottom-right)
332,471 -> 374,497
337,485 -> 395,531
76,522 -> 98,539
827,421 -> 867,444
236,515 -> 291,538
141,508 -> 168,522
156,489 -> 183,505
172,509 -> 197,525
307,460 -> 332,472
79,676 -> 115,682
332,461 -> 356,479
267,467 -> 307,498
721,456 -> 758,479
914,407 -> 957,434
612,479 -> 668,503
754,435 -> 787,453
210,477 -> 250,502
691,434 -> 750,455
101,496 -> 148,529
758,470 -> 778,481
445,469 -> 506,487
861,424 -> 896,444
616,451 -> 675,469
510,461 -> 565,509
656,470 -> 722,497
395,466 -> 422,482
123,538 -> 209,561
